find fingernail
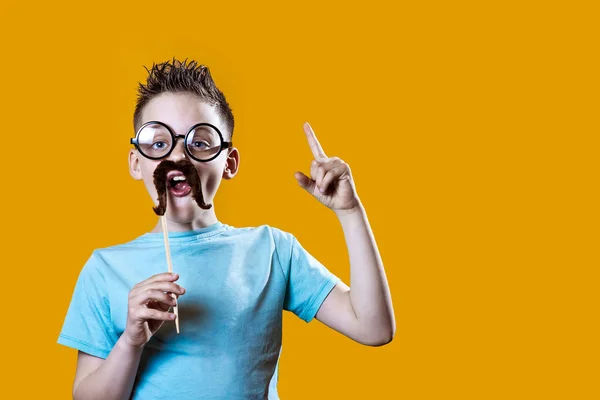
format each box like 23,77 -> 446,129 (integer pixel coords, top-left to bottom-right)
170,313 -> 176,319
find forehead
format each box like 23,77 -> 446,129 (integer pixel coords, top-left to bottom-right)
141,92 -> 222,134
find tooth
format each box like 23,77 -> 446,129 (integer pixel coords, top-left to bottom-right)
172,176 -> 185,181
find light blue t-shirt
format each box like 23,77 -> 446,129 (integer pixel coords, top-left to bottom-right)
58,222 -> 340,399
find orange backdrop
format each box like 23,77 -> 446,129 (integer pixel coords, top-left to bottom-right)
1,1 -> 597,399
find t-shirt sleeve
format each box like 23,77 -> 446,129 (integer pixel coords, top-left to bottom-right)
278,231 -> 341,323
57,251 -> 118,359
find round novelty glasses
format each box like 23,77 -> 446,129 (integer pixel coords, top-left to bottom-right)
130,121 -> 232,162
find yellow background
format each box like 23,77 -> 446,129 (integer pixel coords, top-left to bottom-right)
1,1 -> 598,398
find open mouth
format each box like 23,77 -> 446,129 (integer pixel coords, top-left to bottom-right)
166,170 -> 192,197
152,159 -> 212,215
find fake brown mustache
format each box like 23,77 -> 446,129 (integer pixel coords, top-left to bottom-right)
152,159 -> 212,216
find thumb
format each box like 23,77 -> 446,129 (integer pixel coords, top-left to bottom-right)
294,171 -> 316,193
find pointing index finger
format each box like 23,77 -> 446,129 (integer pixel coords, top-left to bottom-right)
304,122 -> 327,159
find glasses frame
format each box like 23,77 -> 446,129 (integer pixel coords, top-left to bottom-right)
130,120 -> 233,162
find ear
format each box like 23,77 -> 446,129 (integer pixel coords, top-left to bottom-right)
129,149 -> 143,180
222,147 -> 240,180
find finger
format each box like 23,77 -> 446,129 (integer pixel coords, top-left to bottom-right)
314,158 -> 342,192
134,308 -> 176,322
304,122 -> 327,159
132,272 -> 179,290
315,163 -> 329,193
131,281 -> 186,298
146,299 -> 173,312
131,289 -> 178,308
140,292 -> 177,310
310,159 -> 319,181
321,164 -> 349,194
133,281 -> 186,296
294,171 -> 317,193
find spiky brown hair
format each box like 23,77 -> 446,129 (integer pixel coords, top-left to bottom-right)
133,58 -> 234,139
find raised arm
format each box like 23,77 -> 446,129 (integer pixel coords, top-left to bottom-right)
294,122 -> 395,346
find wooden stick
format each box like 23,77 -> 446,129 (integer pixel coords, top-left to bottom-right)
161,215 -> 180,334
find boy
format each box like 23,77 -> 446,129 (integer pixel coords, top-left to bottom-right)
58,58 -> 395,400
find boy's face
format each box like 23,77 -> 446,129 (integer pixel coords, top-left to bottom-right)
129,92 -> 239,223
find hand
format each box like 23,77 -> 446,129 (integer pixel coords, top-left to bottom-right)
294,122 -> 361,215
123,272 -> 186,348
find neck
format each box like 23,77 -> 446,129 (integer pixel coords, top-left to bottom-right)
150,208 -> 219,233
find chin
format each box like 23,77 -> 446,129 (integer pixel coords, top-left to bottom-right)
164,195 -> 208,223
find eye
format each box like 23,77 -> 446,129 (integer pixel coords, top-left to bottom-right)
191,141 -> 209,149
152,141 -> 168,150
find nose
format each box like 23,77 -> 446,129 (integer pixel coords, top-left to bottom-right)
169,137 -> 187,161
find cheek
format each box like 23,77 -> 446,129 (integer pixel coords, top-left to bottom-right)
140,162 -> 159,189
196,164 -> 225,192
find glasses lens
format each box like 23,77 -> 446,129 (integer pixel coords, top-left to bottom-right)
137,124 -> 173,158
186,125 -> 222,161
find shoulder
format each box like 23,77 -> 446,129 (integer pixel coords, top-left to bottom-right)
76,239 -> 139,284
258,224 -> 297,251
224,223 -> 298,260
222,223 -> 296,244
74,249 -> 111,287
